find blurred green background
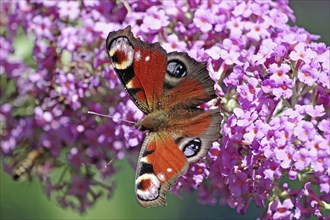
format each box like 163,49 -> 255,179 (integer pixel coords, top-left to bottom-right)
290,1 -> 329,45
1,1 -> 329,220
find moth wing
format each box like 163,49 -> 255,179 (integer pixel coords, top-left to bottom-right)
106,26 -> 167,113
135,132 -> 189,208
162,52 -> 217,109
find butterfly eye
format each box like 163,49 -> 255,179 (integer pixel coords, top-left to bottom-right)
182,138 -> 201,158
167,60 -> 187,78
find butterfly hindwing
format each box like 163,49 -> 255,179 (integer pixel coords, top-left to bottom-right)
171,108 -> 221,163
106,26 -> 167,113
161,52 -> 216,109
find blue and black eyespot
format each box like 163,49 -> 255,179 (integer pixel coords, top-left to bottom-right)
182,138 -> 201,158
167,60 -> 187,78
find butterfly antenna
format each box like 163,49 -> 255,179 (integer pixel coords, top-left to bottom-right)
105,154 -> 117,168
120,0 -> 132,16
88,111 -> 136,125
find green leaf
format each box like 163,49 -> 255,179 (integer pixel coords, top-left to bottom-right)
0,75 -> 17,104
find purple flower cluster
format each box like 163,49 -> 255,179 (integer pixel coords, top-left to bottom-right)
1,0 -> 141,212
1,0 -> 329,218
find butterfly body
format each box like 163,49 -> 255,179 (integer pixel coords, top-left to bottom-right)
136,110 -> 168,131
106,26 -> 221,207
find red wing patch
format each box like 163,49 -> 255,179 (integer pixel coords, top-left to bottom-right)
162,78 -> 210,109
131,47 -> 167,111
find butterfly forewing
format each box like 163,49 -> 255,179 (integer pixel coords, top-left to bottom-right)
106,26 -> 167,113
135,132 -> 189,207
135,108 -> 220,207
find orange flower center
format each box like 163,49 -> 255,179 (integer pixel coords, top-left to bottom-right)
197,168 -> 204,173
212,149 -> 220,156
278,207 -> 286,213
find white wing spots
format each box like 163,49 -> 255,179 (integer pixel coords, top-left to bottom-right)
136,173 -> 160,201
145,55 -> 150,61
126,80 -> 133,89
140,156 -> 149,163
135,50 -> 141,61
136,188 -> 158,201
109,47 -> 116,56
166,168 -> 172,173
157,172 -> 166,181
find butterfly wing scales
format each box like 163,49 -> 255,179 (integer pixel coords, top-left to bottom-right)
135,109 -> 221,207
135,132 -> 189,207
170,109 -> 221,163
159,52 -> 222,163
106,26 -> 167,113
162,52 -> 216,109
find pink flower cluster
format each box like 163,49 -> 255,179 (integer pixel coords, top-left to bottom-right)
1,0 -> 329,218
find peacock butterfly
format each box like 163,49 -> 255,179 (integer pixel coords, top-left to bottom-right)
106,26 -> 221,208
